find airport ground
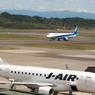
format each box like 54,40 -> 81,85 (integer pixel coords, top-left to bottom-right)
0,29 -> 95,95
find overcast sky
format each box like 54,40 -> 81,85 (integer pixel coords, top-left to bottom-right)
0,0 -> 95,14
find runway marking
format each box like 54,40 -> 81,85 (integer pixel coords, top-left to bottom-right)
0,50 -> 46,53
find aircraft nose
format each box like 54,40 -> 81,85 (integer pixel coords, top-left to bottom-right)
46,35 -> 49,37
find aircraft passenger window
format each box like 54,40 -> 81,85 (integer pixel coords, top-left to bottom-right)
14,71 -> 16,73
29,73 -> 31,75
22,72 -> 23,74
40,74 -> 42,76
25,72 -> 27,74
32,73 -> 34,75
36,73 -> 38,76
11,71 -> 13,73
18,72 -> 20,74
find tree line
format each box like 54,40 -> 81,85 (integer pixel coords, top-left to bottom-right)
0,12 -> 95,30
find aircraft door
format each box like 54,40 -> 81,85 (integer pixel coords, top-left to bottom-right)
5,68 -> 9,79
85,77 -> 91,87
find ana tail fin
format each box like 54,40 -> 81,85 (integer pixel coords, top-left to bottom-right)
73,26 -> 78,34
0,58 -> 10,65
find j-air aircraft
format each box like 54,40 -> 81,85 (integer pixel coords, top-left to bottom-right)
46,26 -> 78,41
0,58 -> 95,95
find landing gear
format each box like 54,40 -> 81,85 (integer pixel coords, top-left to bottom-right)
10,84 -> 16,89
9,79 -> 16,90
69,91 -> 72,95
50,39 -> 52,41
54,91 -> 59,95
50,38 -> 56,41
58,38 -> 60,41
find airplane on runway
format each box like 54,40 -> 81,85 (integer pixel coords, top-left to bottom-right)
46,26 -> 78,41
0,58 -> 95,95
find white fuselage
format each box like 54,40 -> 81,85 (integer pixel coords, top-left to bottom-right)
0,65 -> 95,93
46,26 -> 78,41
46,33 -> 75,38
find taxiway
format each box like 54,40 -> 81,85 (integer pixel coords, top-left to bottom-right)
0,30 -> 95,95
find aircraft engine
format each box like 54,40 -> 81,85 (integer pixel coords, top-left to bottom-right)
38,86 -> 54,95
64,37 -> 68,41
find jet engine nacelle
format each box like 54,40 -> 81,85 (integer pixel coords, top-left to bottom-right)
64,37 -> 68,41
38,86 -> 54,95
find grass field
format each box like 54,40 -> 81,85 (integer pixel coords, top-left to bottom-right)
0,47 -> 15,50
79,34 -> 95,37
0,33 -> 46,40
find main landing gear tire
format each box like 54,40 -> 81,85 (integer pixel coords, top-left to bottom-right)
58,38 -> 60,41
54,91 -> 59,95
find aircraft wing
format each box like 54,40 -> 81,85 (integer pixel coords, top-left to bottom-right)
13,82 -> 56,87
0,81 -> 11,84
0,81 -> 56,87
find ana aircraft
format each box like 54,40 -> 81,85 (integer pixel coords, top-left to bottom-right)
46,26 -> 78,41
0,58 -> 95,95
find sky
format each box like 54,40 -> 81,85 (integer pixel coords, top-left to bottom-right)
0,0 -> 95,14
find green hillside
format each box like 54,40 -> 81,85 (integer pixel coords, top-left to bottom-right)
0,12 -> 95,30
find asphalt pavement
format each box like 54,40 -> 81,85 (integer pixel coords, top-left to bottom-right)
0,30 -> 95,95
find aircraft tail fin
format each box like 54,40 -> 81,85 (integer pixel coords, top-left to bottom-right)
73,26 -> 78,35
0,58 -> 10,65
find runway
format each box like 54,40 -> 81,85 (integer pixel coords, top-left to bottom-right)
0,30 -> 95,95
